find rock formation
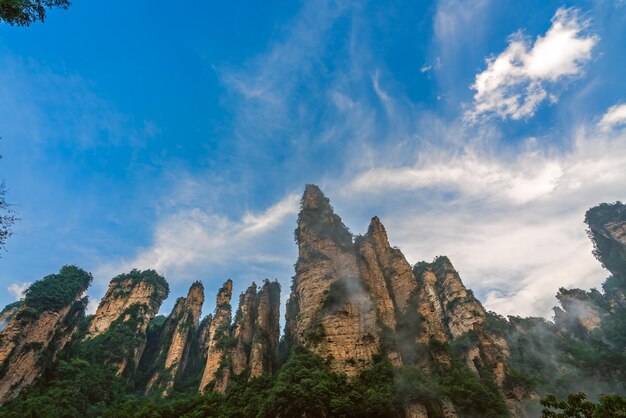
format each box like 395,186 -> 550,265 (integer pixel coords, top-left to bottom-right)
199,279 -> 233,392
84,269 -> 169,376
0,266 -> 91,404
249,280 -> 281,378
0,302 -> 21,331
198,279 -> 281,394
285,185 -> 381,376
230,283 -> 257,376
145,282 -> 204,396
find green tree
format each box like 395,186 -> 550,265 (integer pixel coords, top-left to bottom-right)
541,392 -> 626,418
0,0 -> 70,26
0,181 -> 18,255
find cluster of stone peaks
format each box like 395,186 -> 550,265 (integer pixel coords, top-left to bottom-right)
7,185 -> 624,416
0,184 -> 510,408
285,186 -> 509,399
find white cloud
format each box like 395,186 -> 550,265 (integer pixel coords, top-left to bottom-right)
97,193 -> 300,281
336,109 -> 626,318
598,103 -> 626,131
86,298 -> 100,315
7,282 -> 30,300
466,7 -> 598,121
349,152 -> 565,204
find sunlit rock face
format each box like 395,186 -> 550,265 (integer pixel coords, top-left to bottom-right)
145,282 -> 204,396
285,185 -> 381,376
285,185 -> 512,401
0,267 -> 91,404
199,279 -> 233,393
0,302 -> 21,332
85,270 -> 169,376
197,279 -> 280,394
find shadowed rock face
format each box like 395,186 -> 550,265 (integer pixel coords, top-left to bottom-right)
196,280 -> 281,394
230,283 -> 258,376
249,281 -> 281,378
199,280 -> 233,393
145,282 -> 204,396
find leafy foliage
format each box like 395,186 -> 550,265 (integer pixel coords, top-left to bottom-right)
540,392 -> 626,418
22,265 -> 92,316
0,181 -> 19,254
110,269 -> 169,300
0,0 -> 70,26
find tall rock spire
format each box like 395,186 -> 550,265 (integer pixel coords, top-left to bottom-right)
285,185 -> 380,375
230,282 -> 258,376
249,280 -> 281,378
0,266 -> 92,404
145,282 -> 204,396
83,269 -> 169,376
199,279 -> 233,392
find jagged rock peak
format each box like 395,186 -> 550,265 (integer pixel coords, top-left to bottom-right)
585,201 -> 626,278
145,281 -> 205,396
250,280 -> 281,378
83,270 -> 169,377
297,184 -> 352,249
230,282 -> 259,376
302,184 -> 331,211
367,216 -> 387,238
86,269 -> 169,339
199,279 -> 233,393
0,266 -> 92,404
288,185 -> 383,375
217,279 -> 233,306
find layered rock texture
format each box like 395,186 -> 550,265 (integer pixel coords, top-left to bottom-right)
0,266 -> 92,403
145,282 -> 204,396
3,187 -> 626,416
285,185 -> 509,393
199,279 -> 281,393
199,280 -> 233,392
84,269 -> 169,376
285,185 -> 381,375
0,302 -> 21,331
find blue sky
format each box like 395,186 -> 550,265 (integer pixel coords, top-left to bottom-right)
1,0 -> 625,319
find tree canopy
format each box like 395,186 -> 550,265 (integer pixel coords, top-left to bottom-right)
0,0 -> 70,26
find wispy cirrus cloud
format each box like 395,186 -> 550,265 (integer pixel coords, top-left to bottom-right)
465,7 -> 598,121
96,192 -> 300,282
334,105 -> 626,317
598,103 -> 626,131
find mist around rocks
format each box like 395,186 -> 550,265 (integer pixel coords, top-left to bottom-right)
0,186 -> 624,417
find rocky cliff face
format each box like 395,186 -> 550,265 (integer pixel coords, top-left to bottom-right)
145,282 -> 204,396
249,280 -> 281,378
285,185 -> 381,376
285,185 -> 512,407
230,283 -> 257,376
199,280 -> 233,392
198,279 -> 281,394
0,266 -> 92,404
84,269 -> 169,376
0,302 -> 21,332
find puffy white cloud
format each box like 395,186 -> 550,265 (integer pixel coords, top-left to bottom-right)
599,103 -> 626,131
466,7 -> 598,121
7,282 -> 30,300
86,298 -> 100,315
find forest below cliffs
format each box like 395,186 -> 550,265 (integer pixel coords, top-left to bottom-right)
0,188 -> 625,418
